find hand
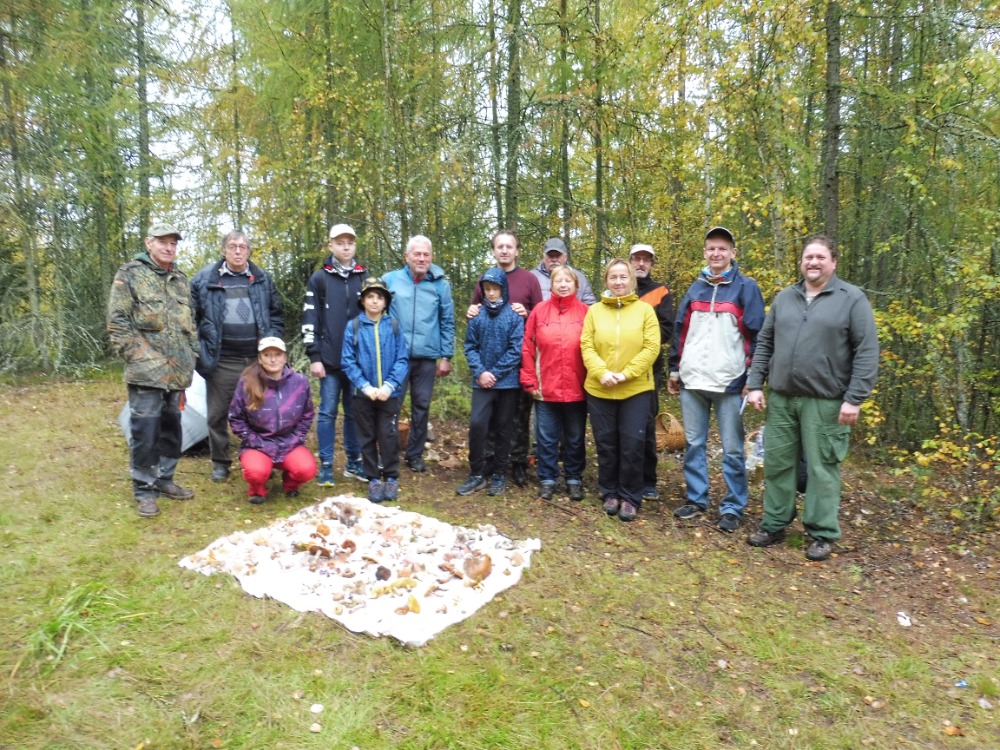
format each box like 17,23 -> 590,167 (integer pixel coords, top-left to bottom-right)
362,385 -> 379,401
477,371 -> 497,388
599,371 -> 618,387
667,375 -> 680,396
839,401 -> 861,426
310,362 -> 326,379
378,385 -> 393,401
747,389 -> 766,411
436,359 -> 453,377
511,302 -> 528,318
466,304 -> 481,320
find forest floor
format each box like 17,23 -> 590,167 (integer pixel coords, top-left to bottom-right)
1,375 -> 997,749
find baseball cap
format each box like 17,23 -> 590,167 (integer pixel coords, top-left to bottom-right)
629,243 -> 655,258
329,223 -> 357,239
148,222 -> 183,240
705,226 -> 736,245
543,238 -> 568,255
257,337 -> 287,352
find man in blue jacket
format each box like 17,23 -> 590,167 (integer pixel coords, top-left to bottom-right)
191,230 -> 283,482
668,227 -> 765,533
383,235 -> 456,473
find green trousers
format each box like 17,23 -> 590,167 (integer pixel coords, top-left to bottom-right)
760,392 -> 852,541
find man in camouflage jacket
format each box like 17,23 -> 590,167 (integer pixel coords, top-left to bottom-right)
107,222 -> 199,518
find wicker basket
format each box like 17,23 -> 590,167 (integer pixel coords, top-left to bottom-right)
655,411 -> 685,452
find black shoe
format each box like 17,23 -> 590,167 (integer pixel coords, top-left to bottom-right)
806,538 -> 833,561
538,481 -> 556,500
602,495 -> 621,515
487,474 -> 506,496
456,475 -> 487,496
249,494 -> 266,505
510,463 -> 528,487
211,464 -> 230,483
285,489 -> 300,499
673,503 -> 704,520
155,479 -> 194,500
618,501 -> 638,522
747,527 -> 786,547
406,457 -> 428,473
717,513 -> 741,533
567,480 -> 584,502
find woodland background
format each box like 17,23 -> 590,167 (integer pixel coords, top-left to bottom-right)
2,0 -> 998,519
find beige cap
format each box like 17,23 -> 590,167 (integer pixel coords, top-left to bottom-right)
329,223 -> 357,239
257,336 -> 287,352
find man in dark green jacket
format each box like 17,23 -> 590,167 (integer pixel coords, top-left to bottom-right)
107,223 -> 199,518
745,235 -> 879,561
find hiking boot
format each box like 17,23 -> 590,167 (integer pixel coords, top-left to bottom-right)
344,460 -> 367,482
747,527 -> 786,547
642,486 -> 660,501
383,478 -> 399,502
602,495 -> 621,515
367,479 -> 385,503
155,479 -> 194,500
211,464 -> 230,483
538,480 -> 557,501
567,480 -> 584,502
316,463 -> 335,487
249,494 -> 266,505
487,474 -> 506,496
456,475 -> 487,496
406,457 -> 428,473
717,513 -> 741,533
806,538 -> 833,561
618,500 -> 638,522
673,503 -> 705,520
510,463 -> 528,487
136,497 -> 160,518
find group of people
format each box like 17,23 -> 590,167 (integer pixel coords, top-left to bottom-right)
108,221 -> 877,561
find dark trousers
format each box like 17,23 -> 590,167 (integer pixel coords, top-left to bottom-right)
468,388 -> 518,477
128,384 -> 183,499
400,358 -> 437,463
206,355 -> 255,466
485,388 -> 532,473
642,389 -> 660,490
587,391 -> 652,507
353,395 -> 402,480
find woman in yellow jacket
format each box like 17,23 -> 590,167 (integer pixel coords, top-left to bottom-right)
581,258 -> 661,521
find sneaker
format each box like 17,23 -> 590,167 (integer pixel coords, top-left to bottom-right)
211,464 -> 230,483
406,457 -> 428,473
602,495 -> 621,515
155,479 -> 194,500
642,486 -> 660,501
618,500 -> 638,522
717,513 -> 741,533
249,494 -> 266,505
136,497 -> 160,518
510,463 -> 528,487
456,475 -> 487,496
567,480 -> 584,502
538,481 -> 556,501
747,527 -> 786,547
367,479 -> 385,503
344,460 -> 367,482
383,478 -> 399,502
487,474 -> 506,496
673,503 -> 705,520
316,463 -> 335,487
806,538 -> 833,561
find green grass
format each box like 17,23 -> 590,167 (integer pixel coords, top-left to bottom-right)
1,377 -> 998,748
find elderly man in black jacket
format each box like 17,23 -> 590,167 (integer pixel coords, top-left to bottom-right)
191,230 -> 284,482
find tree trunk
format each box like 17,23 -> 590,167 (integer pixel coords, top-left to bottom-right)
820,0 -> 841,240
504,0 -> 522,230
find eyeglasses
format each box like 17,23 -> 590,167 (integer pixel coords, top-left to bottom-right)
226,243 -> 249,251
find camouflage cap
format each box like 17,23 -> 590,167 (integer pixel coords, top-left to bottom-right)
148,222 -> 183,240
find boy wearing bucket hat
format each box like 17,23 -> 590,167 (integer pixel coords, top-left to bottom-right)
342,277 -> 410,503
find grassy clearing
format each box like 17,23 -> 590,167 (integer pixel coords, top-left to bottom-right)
1,376 -> 997,749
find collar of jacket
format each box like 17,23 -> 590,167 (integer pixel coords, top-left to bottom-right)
600,290 -> 639,308
699,261 -> 740,286
322,255 -> 366,277
406,263 -> 444,282
135,251 -> 172,274
552,292 -> 579,312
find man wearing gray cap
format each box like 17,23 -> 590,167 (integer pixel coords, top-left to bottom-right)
107,222 -> 199,518
530,238 -> 597,305
667,227 -> 765,533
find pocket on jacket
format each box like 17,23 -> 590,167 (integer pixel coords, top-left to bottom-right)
134,297 -> 165,331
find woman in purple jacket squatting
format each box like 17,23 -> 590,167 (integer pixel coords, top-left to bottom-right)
229,337 -> 317,503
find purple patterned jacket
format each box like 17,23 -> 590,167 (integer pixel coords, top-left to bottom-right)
228,366 -> 315,463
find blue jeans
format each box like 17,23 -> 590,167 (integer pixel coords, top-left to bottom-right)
317,369 -> 360,465
679,388 -> 748,516
534,400 -> 587,483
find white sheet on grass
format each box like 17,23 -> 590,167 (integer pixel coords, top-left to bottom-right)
179,495 -> 541,647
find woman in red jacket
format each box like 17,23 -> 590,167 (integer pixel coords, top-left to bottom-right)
520,265 -> 590,501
